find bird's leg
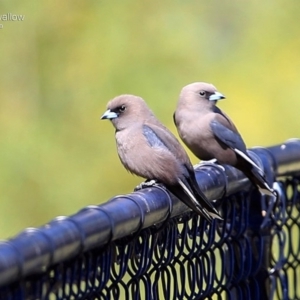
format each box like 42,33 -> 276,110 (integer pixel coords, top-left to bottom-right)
196,159 -> 226,172
134,179 -> 158,191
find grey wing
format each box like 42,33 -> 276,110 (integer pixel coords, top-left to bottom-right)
210,120 -> 247,152
143,123 -> 222,220
142,124 -> 170,151
143,122 -> 191,165
210,120 -> 263,172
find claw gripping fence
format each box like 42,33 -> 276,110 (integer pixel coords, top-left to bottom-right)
0,139 -> 300,300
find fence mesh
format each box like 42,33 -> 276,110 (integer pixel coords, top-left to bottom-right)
0,141 -> 300,300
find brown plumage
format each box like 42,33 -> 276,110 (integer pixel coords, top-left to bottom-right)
101,94 -> 222,222
174,82 -> 276,197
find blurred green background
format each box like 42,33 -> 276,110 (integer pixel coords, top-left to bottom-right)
0,1 -> 299,239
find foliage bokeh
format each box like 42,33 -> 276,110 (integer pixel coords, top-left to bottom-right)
0,1 -> 299,239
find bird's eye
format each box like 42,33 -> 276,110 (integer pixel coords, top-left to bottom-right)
119,105 -> 126,112
199,91 -> 206,96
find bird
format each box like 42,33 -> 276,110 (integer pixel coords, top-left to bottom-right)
100,94 -> 222,222
173,82 -> 277,197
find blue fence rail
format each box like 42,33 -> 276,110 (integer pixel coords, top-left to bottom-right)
0,139 -> 300,299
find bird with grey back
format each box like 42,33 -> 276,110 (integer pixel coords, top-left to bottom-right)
174,82 -> 277,198
100,94 -> 222,223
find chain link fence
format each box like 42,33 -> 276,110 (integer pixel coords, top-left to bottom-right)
0,139 -> 299,300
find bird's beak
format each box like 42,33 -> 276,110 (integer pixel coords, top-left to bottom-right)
100,109 -> 118,120
209,92 -> 226,101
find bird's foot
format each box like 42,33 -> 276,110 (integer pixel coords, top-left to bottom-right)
134,179 -> 158,191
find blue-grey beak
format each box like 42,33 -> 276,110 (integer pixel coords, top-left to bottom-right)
209,92 -> 226,101
100,109 -> 118,120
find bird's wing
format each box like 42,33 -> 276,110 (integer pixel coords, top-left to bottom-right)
211,114 -> 276,197
143,123 -> 222,220
210,119 -> 263,173
142,123 -> 196,176
210,119 -> 246,151
143,123 -> 190,165
142,124 -> 170,151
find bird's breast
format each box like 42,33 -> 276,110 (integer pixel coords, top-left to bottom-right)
115,129 -> 180,185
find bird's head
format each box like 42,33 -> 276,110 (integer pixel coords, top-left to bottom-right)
101,94 -> 154,131
178,82 -> 226,110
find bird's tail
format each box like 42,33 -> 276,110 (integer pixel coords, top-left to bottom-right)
244,167 -> 277,198
235,149 -> 277,198
183,178 -> 223,220
168,178 -> 222,223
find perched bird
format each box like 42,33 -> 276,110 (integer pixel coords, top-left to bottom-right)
174,82 -> 276,197
100,94 -> 222,222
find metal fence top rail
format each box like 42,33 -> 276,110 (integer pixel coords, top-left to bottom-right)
0,139 -> 299,288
